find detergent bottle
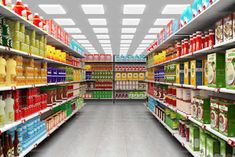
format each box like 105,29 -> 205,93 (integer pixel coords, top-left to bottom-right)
0,95 -> 5,126
13,0 -> 25,16
5,93 -> 14,124
0,56 -> 6,86
6,57 -> 16,86
22,4 -> 33,21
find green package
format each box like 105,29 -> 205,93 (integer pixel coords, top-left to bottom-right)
190,125 -> 200,151
219,138 -> 233,157
194,96 -> 210,124
200,129 -> 207,157
207,53 -> 225,88
206,137 -> 220,157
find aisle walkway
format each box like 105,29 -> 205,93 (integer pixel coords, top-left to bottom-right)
27,101 -> 191,157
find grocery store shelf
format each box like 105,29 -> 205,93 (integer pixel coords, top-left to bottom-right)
84,98 -> 113,100
115,98 -> 146,100
20,103 -> 85,157
0,5 -> 84,58
0,94 -> 82,134
86,70 -> 113,72
0,81 -> 84,92
115,61 -> 146,64
144,103 -> 203,157
86,88 -> 113,91
115,89 -> 147,91
146,0 -> 235,55
115,71 -> 146,72
85,61 -> 113,63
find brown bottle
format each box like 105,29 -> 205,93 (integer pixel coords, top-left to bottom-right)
3,134 -> 10,157
8,135 -> 13,157
0,139 -> 4,157
13,131 -> 19,157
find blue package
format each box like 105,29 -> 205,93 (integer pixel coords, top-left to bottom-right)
196,0 -> 203,14
192,0 -> 198,17
184,6 -> 193,24
180,63 -> 184,84
202,0 -> 209,10
172,20 -> 179,33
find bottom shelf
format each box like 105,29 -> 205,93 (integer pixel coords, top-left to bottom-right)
144,103 -> 200,157
19,103 -> 85,157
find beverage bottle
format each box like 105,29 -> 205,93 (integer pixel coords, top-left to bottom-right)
0,56 -> 6,86
12,0 -> 24,16
6,57 -> 16,86
13,131 -> 20,157
22,4 -> 33,21
0,96 -> 5,126
5,94 -> 14,124
7,135 -> 13,157
3,134 -> 10,157
33,13 -> 42,28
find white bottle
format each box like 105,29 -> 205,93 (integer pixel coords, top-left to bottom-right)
0,95 -> 5,126
5,94 -> 14,124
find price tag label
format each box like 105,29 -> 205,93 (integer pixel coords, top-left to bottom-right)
11,86 -> 16,90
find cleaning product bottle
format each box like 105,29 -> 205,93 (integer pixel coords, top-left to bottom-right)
13,0 -> 25,16
0,95 -> 5,127
22,4 -> 33,21
13,131 -> 20,157
6,57 -> 16,86
8,134 -> 13,157
0,56 -> 6,86
5,94 -> 14,124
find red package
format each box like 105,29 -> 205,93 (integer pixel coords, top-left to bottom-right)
56,25 -> 62,40
47,19 -> 58,37
167,20 -> 173,36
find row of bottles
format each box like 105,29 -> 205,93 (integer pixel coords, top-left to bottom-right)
0,131 -> 20,157
0,56 -> 16,86
0,94 -> 14,126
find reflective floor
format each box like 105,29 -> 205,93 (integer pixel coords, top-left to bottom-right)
27,101 -> 191,157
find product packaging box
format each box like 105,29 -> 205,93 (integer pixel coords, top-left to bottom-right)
206,137 -> 220,157
200,129 -> 207,157
219,99 -> 235,137
219,138 -> 233,157
194,96 -> 210,124
190,125 -> 200,151
203,59 -> 208,85
115,73 -> 121,81
191,60 -> 203,86
226,48 -> 235,89
139,73 -> 145,80
215,19 -> 223,44
184,61 -> 190,85
133,73 -> 139,80
176,99 -> 191,114
127,73 -> 133,80
207,53 -> 225,88
223,14 -> 233,42
121,73 -> 127,80
176,63 -> 180,84
210,97 -> 220,131
180,63 -> 184,84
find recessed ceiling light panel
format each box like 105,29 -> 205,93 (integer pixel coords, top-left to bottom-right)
99,40 -> 110,43
148,28 -> 162,33
71,35 -> 86,39
123,4 -> 146,14
144,35 -> 156,39
121,28 -> 137,33
39,4 -> 66,14
162,4 -> 190,14
154,18 -> 173,25
141,40 -> 154,44
93,28 -> 108,33
54,18 -> 75,26
88,18 -> 107,26
122,18 -> 140,26
81,4 -> 104,14
120,40 -> 132,43
64,28 -> 81,33
96,35 -> 110,39
77,40 -> 90,44
121,35 -> 134,39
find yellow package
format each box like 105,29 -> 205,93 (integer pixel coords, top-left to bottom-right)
133,73 -> 139,80
127,73 -> 133,80
115,73 -> 121,80
176,64 -> 180,84
139,73 -> 145,80
184,61 -> 189,84
121,73 -> 127,80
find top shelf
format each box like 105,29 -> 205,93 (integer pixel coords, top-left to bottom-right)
0,4 -> 85,58
146,0 -> 235,56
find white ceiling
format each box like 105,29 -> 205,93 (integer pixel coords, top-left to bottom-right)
22,0 -> 193,55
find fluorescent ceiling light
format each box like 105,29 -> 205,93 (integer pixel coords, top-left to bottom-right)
120,44 -> 130,47
123,4 -> 146,14
39,4 -> 66,14
141,40 -> 154,44
96,35 -> 110,39
122,28 -> 137,33
86,47 -> 95,50
144,35 -> 156,39
154,18 -> 173,25
88,18 -> 107,26
120,40 -> 132,43
81,44 -> 93,47
54,18 -> 75,26
81,4 -> 104,14
148,28 -> 162,33
103,47 -> 112,50
77,40 -> 90,44
134,50 -> 143,55
122,18 -> 140,26
64,28 -> 81,33
99,40 -> 110,43
121,35 -> 134,39
101,44 -> 111,47
139,44 -> 150,47
71,35 -> 86,39
137,47 -> 146,50
93,28 -> 108,33
162,4 -> 190,14
120,47 -> 129,50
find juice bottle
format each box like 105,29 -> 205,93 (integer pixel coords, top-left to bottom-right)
12,0 -> 24,16
3,133 -> 10,157
22,4 -> 33,21
0,96 -> 5,127
0,139 -> 3,157
33,13 -> 42,28
0,56 -> 6,86
6,57 -> 16,86
8,135 -> 13,157
13,131 -> 20,157
5,94 -> 14,124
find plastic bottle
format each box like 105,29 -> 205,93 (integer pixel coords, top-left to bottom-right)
0,139 -> 3,157
0,56 -> 6,86
6,57 -> 16,86
22,4 -> 33,21
33,13 -> 42,28
13,131 -> 20,157
12,0 -> 25,16
5,94 -> 14,124
8,134 -> 13,157
3,133 -> 10,157
0,96 -> 5,127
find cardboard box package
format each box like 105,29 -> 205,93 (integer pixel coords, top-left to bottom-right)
206,137 -> 220,157
226,48 -> 235,89
191,60 -> 203,86
190,125 -> 200,151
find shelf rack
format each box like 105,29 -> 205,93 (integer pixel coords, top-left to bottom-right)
0,4 -> 85,58
146,94 -> 235,146
19,103 -> 85,157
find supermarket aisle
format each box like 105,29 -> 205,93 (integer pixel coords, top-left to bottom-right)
27,101 -> 191,157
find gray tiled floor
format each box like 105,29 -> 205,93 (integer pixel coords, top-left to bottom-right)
27,101 -> 192,157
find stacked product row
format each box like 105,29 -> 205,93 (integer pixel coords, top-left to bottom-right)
147,96 -> 234,157
115,91 -> 146,99
115,64 -> 146,72
85,63 -> 112,71
83,54 -> 112,62
115,54 -> 146,62
83,91 -> 113,99
115,81 -> 146,90
0,0 -> 84,54
115,72 -> 145,81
